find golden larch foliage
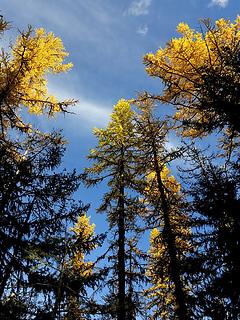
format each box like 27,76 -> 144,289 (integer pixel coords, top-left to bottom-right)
0,23 -> 75,133
68,214 -> 96,278
144,16 -> 240,137
145,167 -> 191,319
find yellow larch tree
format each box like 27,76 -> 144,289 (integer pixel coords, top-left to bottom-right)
83,99 -> 147,320
0,17 -> 76,135
63,214 -> 97,320
144,16 -> 240,137
68,214 -> 96,277
145,166 -> 192,320
133,98 -> 191,320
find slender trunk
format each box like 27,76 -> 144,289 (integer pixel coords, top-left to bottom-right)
153,145 -> 189,320
127,248 -> 135,320
117,150 -> 126,320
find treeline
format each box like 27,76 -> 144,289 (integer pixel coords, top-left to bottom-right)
0,15 -> 240,320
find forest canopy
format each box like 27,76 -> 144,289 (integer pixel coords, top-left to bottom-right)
0,13 -> 240,320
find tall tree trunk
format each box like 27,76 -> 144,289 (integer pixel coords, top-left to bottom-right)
117,151 -> 126,320
127,248 -> 135,320
153,144 -> 189,320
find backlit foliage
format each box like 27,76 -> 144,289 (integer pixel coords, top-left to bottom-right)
92,99 -> 135,148
83,99 -> 147,319
146,228 -> 176,319
144,16 -> 240,136
87,98 -> 136,188
145,167 -> 191,319
68,214 -> 96,277
145,165 -> 181,197
0,19 -> 75,134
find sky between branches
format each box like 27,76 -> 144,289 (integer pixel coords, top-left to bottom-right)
1,0 -> 239,232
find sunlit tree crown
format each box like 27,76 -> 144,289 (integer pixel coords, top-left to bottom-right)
144,16 -> 240,137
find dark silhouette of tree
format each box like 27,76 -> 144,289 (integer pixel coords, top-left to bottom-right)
0,131 -> 98,319
181,147 -> 240,319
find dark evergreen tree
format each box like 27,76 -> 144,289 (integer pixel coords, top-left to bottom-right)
183,149 -> 240,319
0,131 -> 98,319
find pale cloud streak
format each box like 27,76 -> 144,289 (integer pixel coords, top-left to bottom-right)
71,100 -> 110,127
208,0 -> 229,8
137,25 -> 148,36
127,0 -> 152,16
47,81 -> 111,131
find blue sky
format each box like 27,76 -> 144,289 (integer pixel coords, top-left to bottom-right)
1,0 -> 239,231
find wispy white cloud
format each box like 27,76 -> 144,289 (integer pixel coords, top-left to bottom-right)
71,99 -> 110,128
137,25 -> 148,36
1,0 -> 120,46
208,0 -> 229,8
48,82 -> 111,129
127,0 -> 152,16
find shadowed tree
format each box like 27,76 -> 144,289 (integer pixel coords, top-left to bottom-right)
182,148 -> 240,319
0,131 -> 99,319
